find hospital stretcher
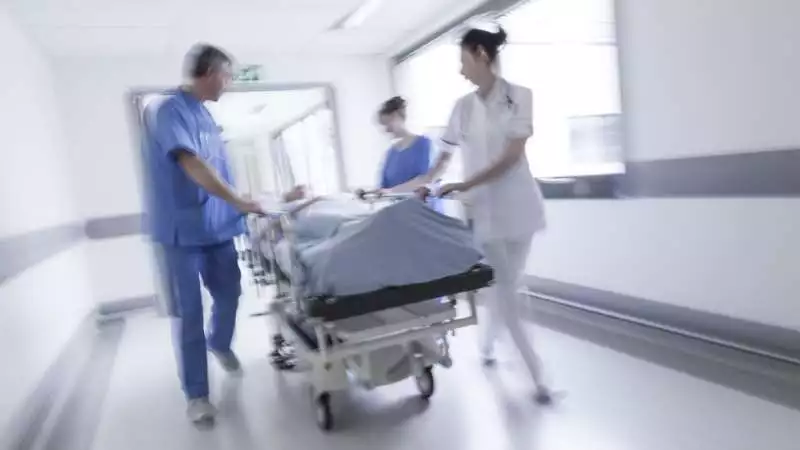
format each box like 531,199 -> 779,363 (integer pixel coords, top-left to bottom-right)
247,192 -> 493,431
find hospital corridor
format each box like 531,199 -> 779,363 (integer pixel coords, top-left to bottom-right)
1,0 -> 800,449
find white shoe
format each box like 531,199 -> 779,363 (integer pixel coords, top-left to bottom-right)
187,398 -> 217,424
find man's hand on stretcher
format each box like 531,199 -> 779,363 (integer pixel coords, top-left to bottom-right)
237,189 -> 309,218
234,186 -> 308,217
234,197 -> 265,215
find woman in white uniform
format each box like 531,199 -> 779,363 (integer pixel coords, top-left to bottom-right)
429,26 -> 551,404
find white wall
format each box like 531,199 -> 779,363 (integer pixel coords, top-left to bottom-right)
619,0 -> 800,160
53,53 -> 393,306
529,0 -> 800,330
0,6 -> 93,436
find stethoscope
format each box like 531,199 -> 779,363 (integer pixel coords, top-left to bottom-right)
504,94 -> 515,110
473,76 -> 515,110
499,80 -> 517,112
478,78 -> 516,113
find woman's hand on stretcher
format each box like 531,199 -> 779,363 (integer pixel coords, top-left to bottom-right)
437,182 -> 469,197
414,183 -> 465,199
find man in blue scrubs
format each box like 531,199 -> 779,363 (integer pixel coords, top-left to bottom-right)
142,44 -> 266,424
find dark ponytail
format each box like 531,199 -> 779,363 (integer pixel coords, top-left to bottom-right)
460,26 -> 508,62
378,96 -> 407,118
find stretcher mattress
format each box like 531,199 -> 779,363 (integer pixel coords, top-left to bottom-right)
307,263 -> 493,321
269,198 -> 485,298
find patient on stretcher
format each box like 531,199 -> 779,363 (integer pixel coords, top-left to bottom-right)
262,196 -> 482,297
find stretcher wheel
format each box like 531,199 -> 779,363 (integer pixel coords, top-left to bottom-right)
270,336 -> 297,371
269,351 -> 296,371
415,367 -> 435,400
315,393 -> 333,431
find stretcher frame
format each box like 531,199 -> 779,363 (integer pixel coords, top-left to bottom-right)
248,192 -> 489,431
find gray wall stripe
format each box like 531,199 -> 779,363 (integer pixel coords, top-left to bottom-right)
524,276 -> 800,361
622,148 -> 800,198
539,149 -> 800,199
0,224 -> 85,285
84,214 -> 143,240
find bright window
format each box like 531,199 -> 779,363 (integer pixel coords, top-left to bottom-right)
272,108 -> 340,196
393,0 -> 623,179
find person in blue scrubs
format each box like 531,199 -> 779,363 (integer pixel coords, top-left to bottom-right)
142,44 -> 302,425
374,97 -> 442,211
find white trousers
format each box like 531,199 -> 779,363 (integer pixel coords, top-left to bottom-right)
479,234 -> 545,387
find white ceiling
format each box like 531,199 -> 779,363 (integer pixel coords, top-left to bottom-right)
4,0 -> 487,57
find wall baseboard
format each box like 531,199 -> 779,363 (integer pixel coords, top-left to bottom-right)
95,295 -> 157,323
523,276 -> 800,363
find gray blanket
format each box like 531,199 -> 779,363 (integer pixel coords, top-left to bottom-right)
273,198 -> 481,297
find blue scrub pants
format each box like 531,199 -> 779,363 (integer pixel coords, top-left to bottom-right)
160,240 -> 241,400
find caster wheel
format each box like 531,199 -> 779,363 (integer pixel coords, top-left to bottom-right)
315,393 -> 333,431
269,352 -> 296,371
415,367 -> 435,400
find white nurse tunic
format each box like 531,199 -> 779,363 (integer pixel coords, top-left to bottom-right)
440,78 -> 546,243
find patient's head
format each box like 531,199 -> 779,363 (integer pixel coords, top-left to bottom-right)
285,185 -> 307,202
378,96 -> 408,138
414,186 -> 431,201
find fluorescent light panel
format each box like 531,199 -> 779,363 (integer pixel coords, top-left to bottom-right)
340,0 -> 385,29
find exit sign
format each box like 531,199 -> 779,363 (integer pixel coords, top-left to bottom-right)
233,65 -> 262,82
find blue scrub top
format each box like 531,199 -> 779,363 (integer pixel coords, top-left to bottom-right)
142,89 -> 244,247
380,136 -> 442,211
